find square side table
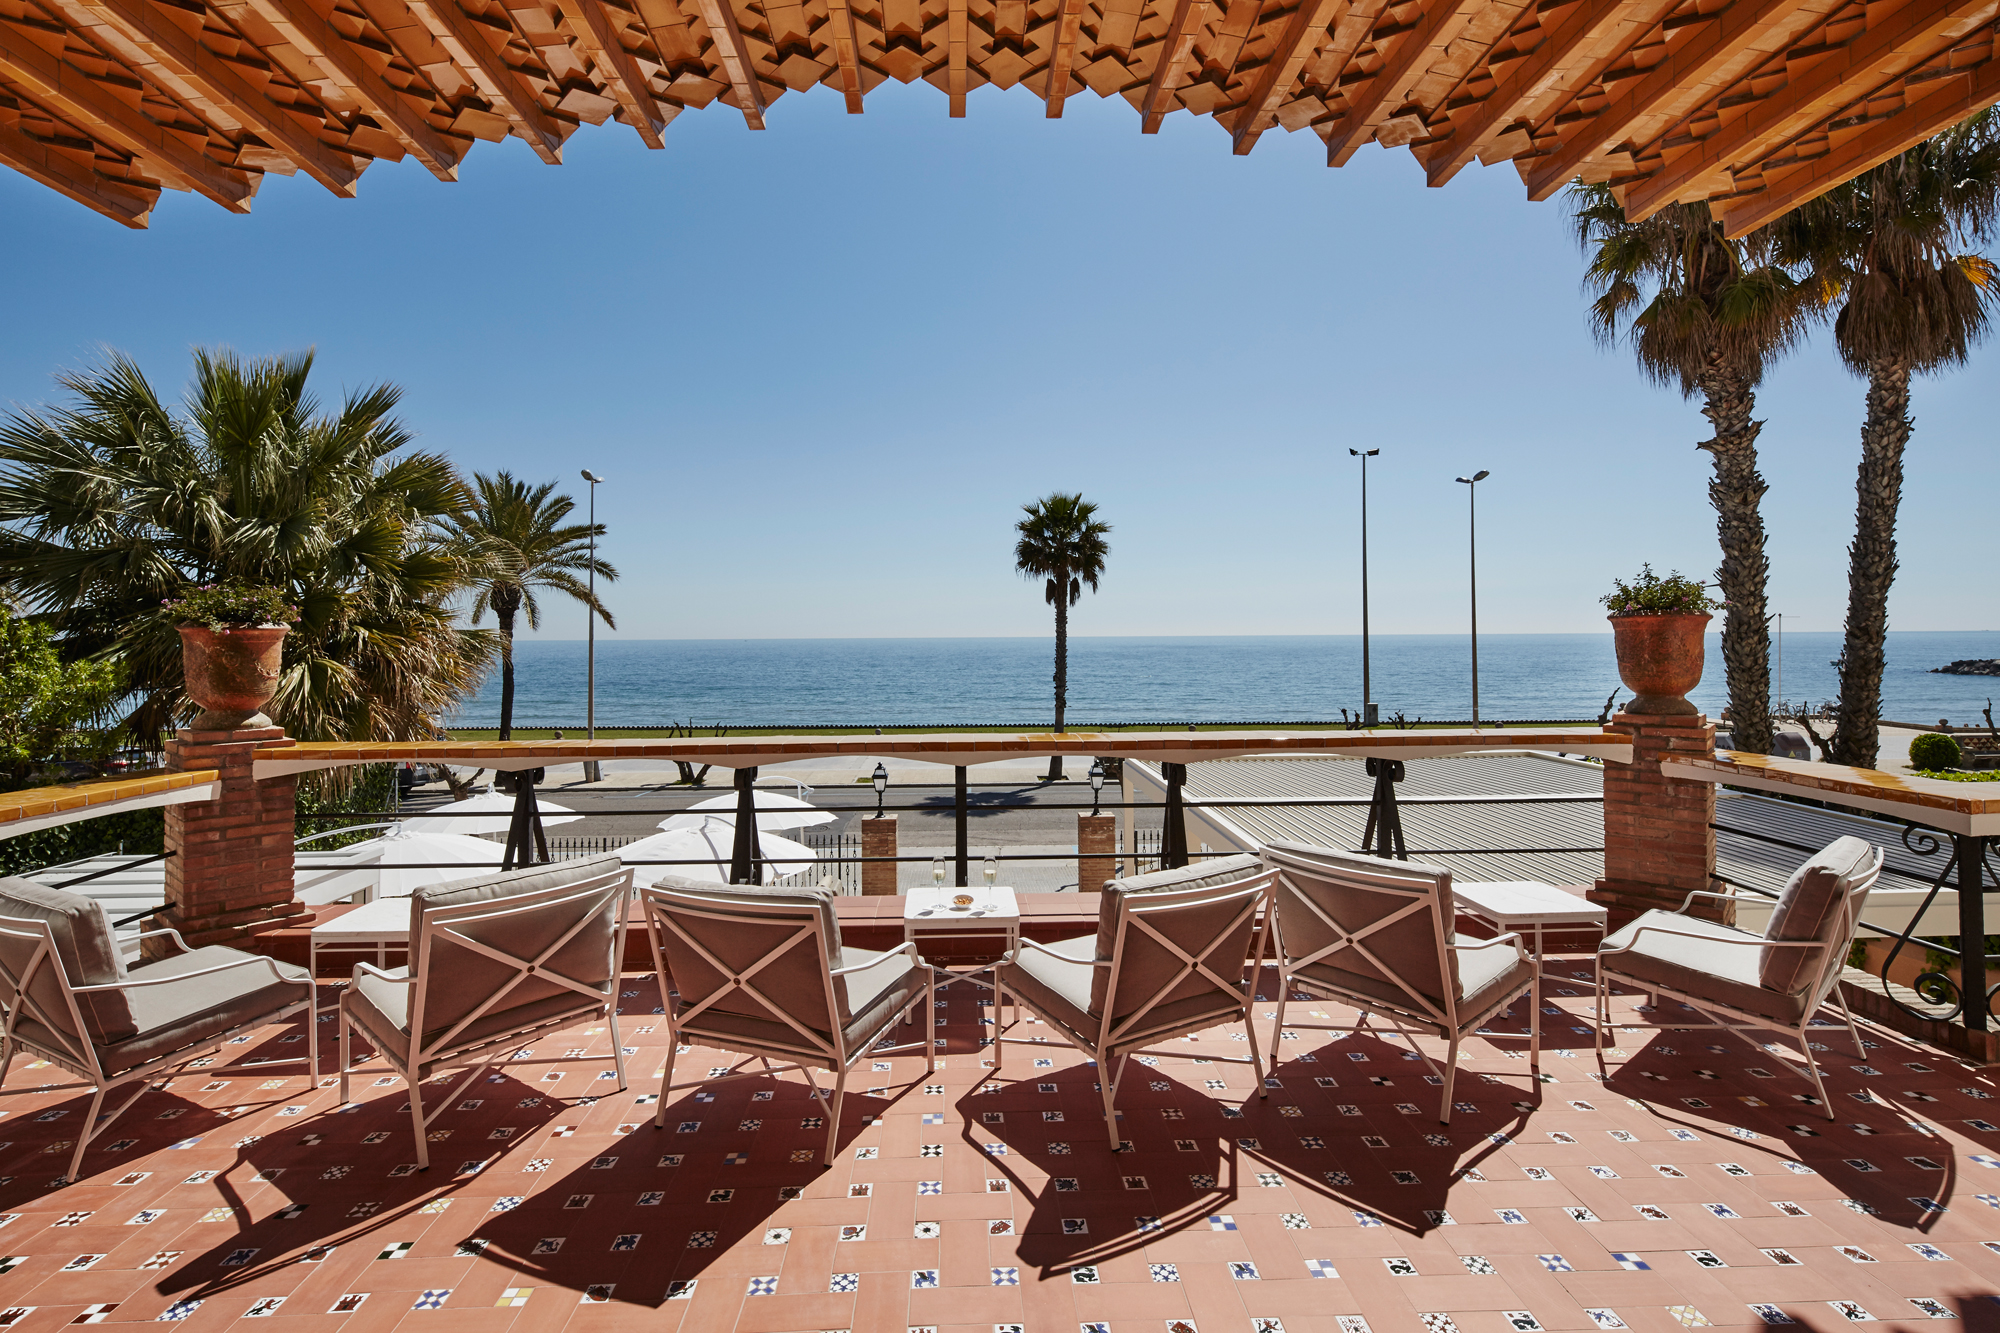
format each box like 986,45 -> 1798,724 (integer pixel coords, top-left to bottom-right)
1451,880 -> 1607,1067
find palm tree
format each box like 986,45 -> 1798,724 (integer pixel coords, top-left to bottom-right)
0,348 -> 493,743
440,473 -> 616,740
1570,185 -> 1808,755
1014,493 -> 1111,782
1767,111 -> 2000,768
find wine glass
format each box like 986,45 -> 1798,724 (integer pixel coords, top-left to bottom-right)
982,856 -> 998,894
931,857 -> 946,889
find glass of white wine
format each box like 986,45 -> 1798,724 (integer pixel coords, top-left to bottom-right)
931,857 -> 946,889
982,856 -> 998,894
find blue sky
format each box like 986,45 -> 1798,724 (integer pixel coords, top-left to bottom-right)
2,78 -> 1993,642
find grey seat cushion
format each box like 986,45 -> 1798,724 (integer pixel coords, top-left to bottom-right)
1602,910 -> 1811,1025
0,877 -> 132,1044
998,934 -> 1098,1047
100,947 -> 310,1075
1761,836 -> 1875,994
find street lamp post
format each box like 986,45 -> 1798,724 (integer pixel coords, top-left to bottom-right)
1455,470 -> 1490,724
581,469 -> 605,784
1350,448 -> 1380,727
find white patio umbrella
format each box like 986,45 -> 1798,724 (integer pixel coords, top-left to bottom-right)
294,828 -> 510,904
397,790 -> 582,836
617,821 -> 817,885
657,790 -> 834,834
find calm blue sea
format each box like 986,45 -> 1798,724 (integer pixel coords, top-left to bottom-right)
448,632 -> 2000,729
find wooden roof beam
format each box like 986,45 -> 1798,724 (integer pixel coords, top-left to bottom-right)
1521,0 -> 1808,201
686,0 -> 765,127
1621,0 -> 1998,220
1139,0 -> 1210,132
1231,0 -> 1339,152
0,24 -> 254,210
1323,0 -> 1480,167
1715,50 -> 2000,236
0,114 -> 151,223
59,0 -> 362,194
1423,0 -> 1672,186
1043,0 -> 1086,116
553,0 -> 665,145
945,0 -> 966,116
244,0 -> 462,179
404,0 -> 562,163
821,0 -> 864,111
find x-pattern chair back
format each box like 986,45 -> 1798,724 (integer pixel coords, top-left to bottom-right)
1266,847 -> 1457,1031
406,871 -> 627,1066
644,889 -> 843,1065
1098,870 -> 1275,1051
0,920 -> 97,1075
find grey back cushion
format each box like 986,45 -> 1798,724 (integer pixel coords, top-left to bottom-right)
1261,841 -> 1454,1016
407,855 -> 626,1055
1092,855 -> 1263,1017
0,877 -> 133,1045
1759,835 -> 1877,995
648,877 -> 841,1039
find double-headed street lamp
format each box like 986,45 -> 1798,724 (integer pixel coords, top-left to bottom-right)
581,469 -> 605,784
1350,448 -> 1380,727
1454,469 -> 1490,724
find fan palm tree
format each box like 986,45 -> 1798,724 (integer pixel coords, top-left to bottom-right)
0,348 -> 492,743
1570,185 -> 1808,755
1767,111 -> 2000,768
1014,493 -> 1111,782
439,473 -> 616,740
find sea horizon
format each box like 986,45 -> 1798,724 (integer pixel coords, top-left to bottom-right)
448,632 -> 2000,730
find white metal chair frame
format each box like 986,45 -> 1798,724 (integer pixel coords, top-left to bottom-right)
338,868 -> 632,1170
995,868 -> 1278,1148
0,917 -> 314,1184
1594,849 -> 1883,1120
1264,856 -> 1532,1122
642,884 -> 936,1166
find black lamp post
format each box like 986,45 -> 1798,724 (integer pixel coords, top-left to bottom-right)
580,468 -> 605,785
1350,448 -> 1380,726
872,763 -> 888,818
1088,760 -> 1104,817
1454,469 -> 1489,724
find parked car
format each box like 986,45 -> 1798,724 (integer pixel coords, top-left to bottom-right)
104,749 -> 158,774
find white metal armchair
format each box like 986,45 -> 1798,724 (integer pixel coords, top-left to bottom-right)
1261,841 -> 1535,1122
338,855 -> 632,1168
0,878 -> 315,1184
1596,835 -> 1883,1116
993,855 -> 1277,1147
642,876 -> 935,1166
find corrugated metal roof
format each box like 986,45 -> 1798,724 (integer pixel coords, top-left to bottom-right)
1178,753 -> 1608,886
1173,753 -> 1943,896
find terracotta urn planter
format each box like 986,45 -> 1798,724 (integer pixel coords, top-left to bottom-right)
179,625 -> 287,731
1609,612 -> 1709,716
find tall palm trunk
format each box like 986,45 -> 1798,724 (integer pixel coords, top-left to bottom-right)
1697,359 -> 1773,755
1047,587 -> 1068,782
495,598 -> 518,741
1830,355 -> 1912,769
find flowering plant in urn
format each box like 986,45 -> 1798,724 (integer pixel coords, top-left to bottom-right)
1602,565 -> 1716,716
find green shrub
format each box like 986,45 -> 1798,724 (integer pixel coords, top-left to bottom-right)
1601,564 -> 1720,616
1910,732 -> 1963,771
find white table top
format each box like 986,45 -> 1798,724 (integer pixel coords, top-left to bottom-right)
904,885 -> 1020,923
310,895 -> 413,942
1452,880 -> 1607,926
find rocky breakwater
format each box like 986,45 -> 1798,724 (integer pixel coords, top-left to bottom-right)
1932,659 -> 2000,676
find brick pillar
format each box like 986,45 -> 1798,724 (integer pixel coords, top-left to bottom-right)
861,816 -> 897,896
1078,814 -> 1116,893
160,725 -> 309,950
1591,711 -> 1724,930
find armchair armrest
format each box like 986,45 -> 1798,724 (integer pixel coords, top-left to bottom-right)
1001,937 -> 1112,968
830,941 -> 921,976
351,961 -> 416,985
73,953 -> 299,992
1674,888 -> 1761,915
112,925 -> 192,956
1600,923 -> 1822,958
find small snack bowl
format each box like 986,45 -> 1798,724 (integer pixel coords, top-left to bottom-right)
951,893 -> 975,910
